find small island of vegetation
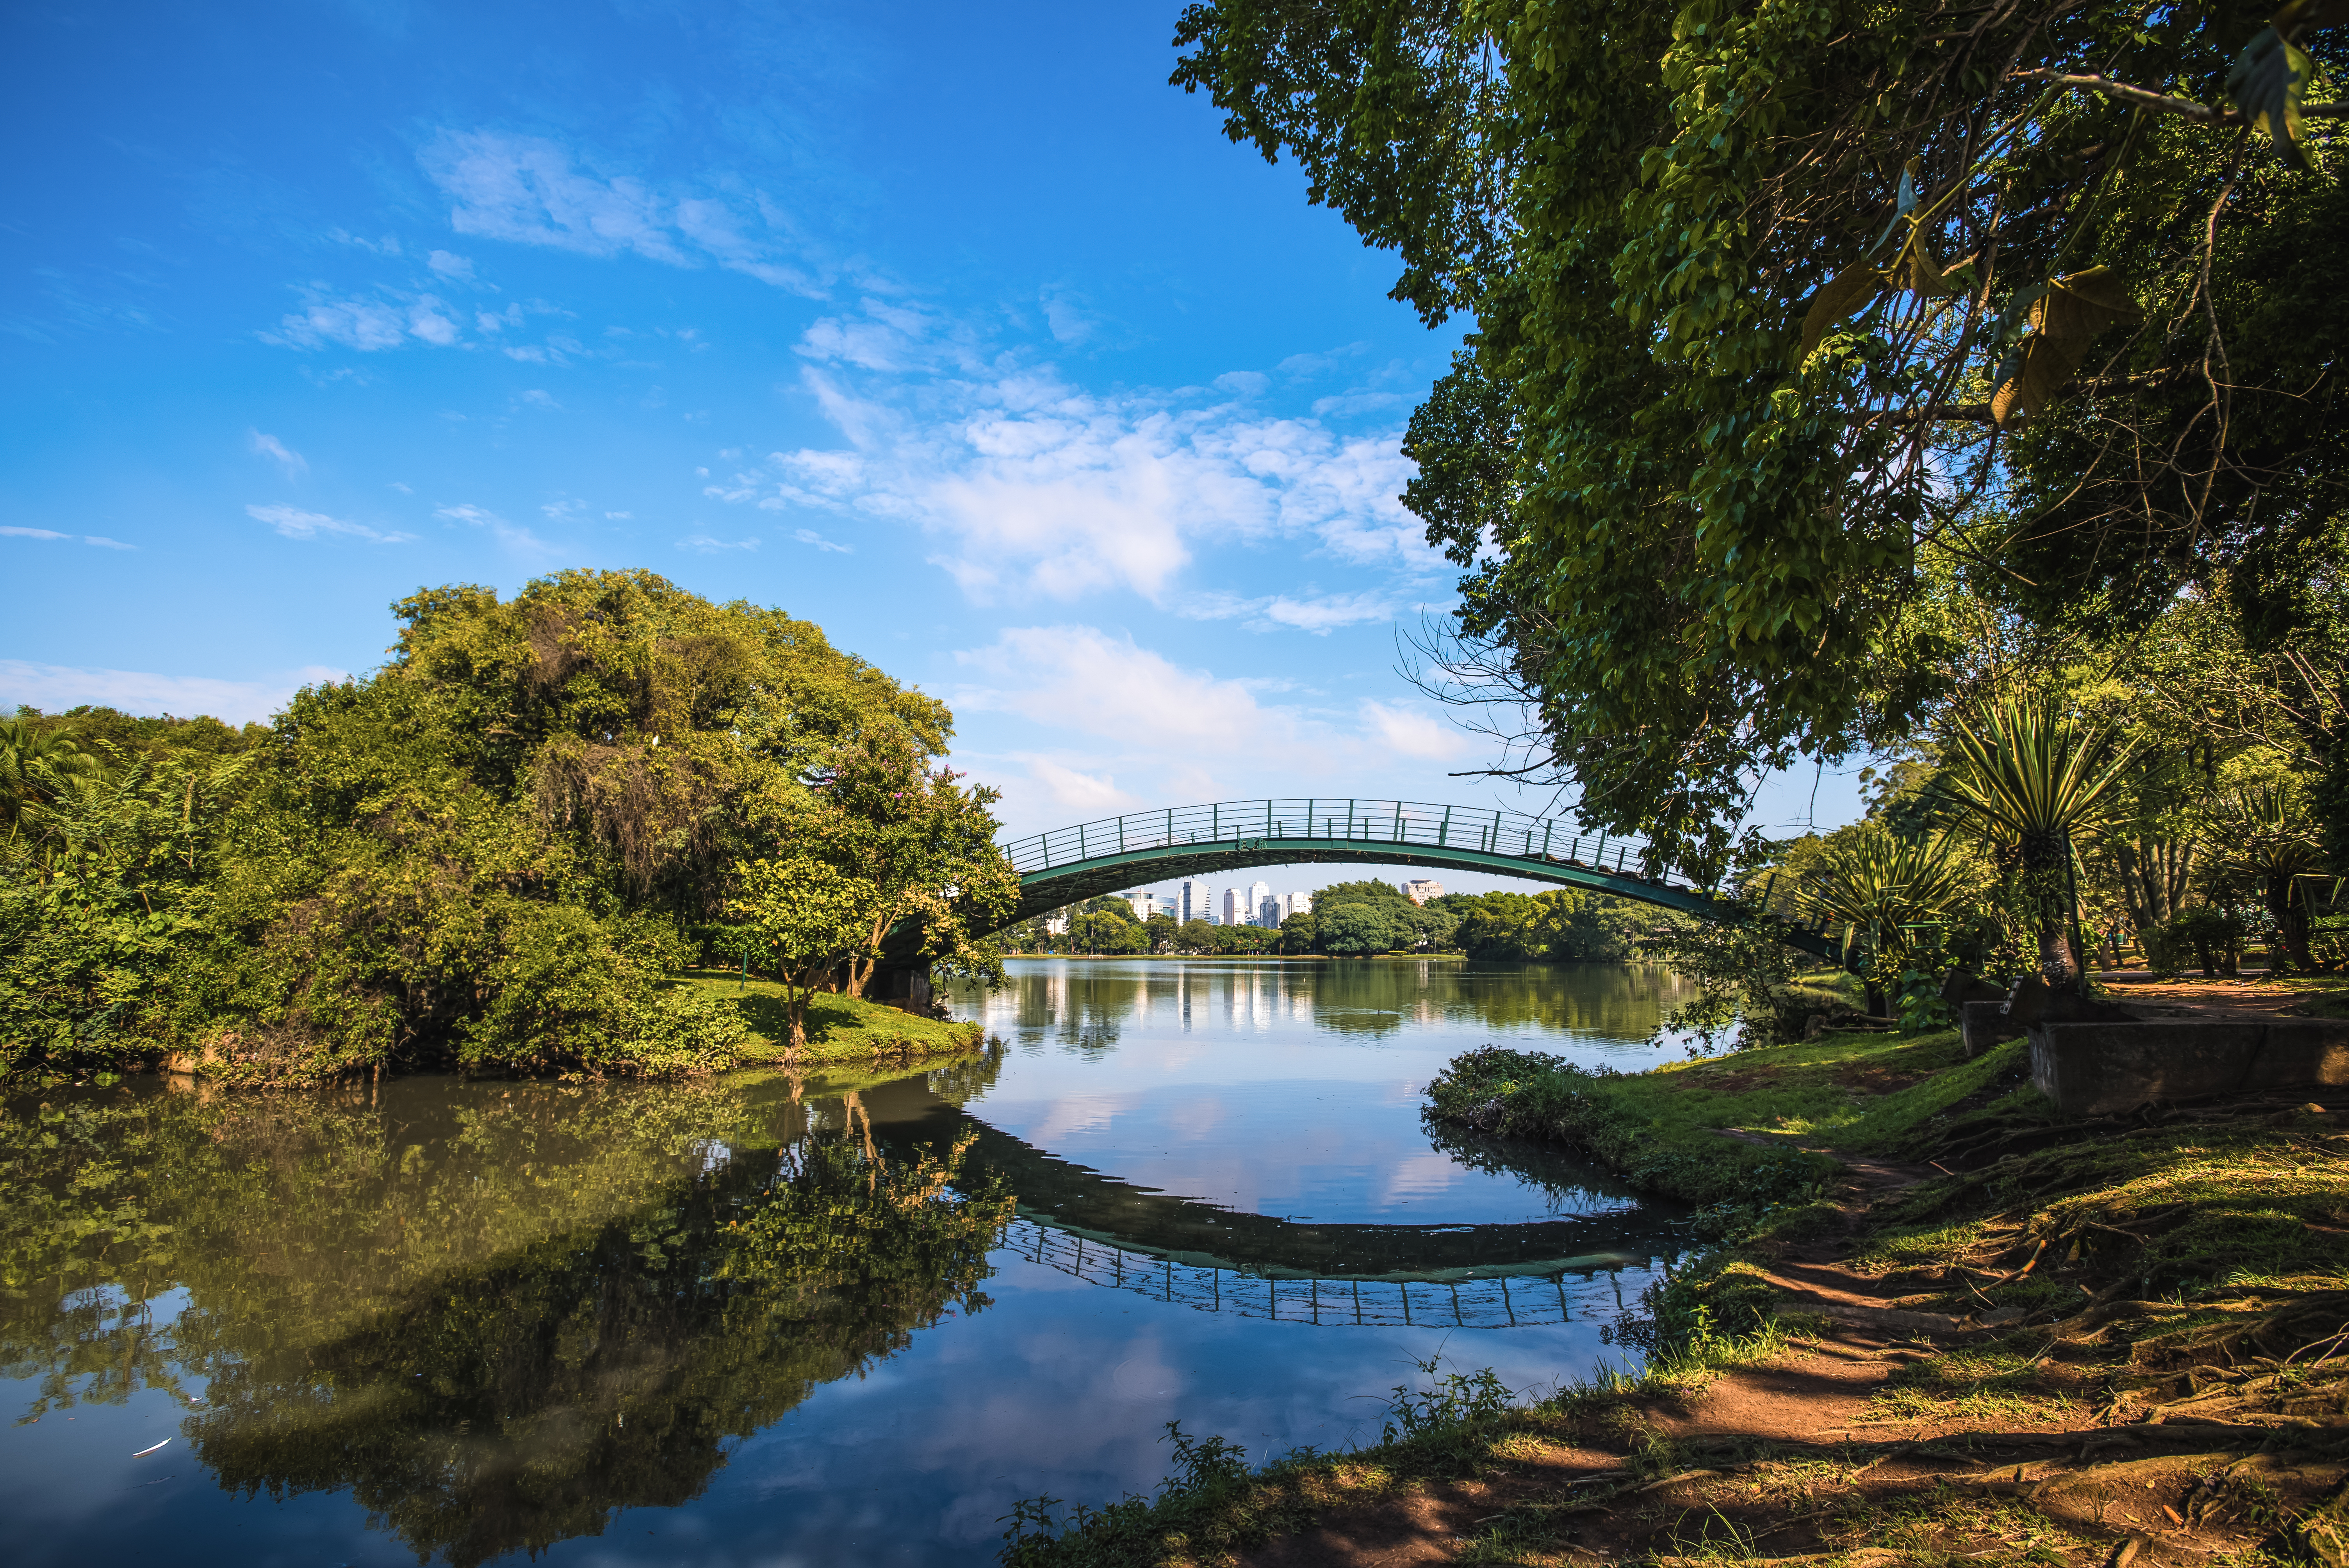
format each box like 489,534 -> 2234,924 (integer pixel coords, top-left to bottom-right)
0,568 -> 1012,1087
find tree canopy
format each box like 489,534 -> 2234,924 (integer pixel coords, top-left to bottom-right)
1174,0 -> 2349,866
0,570 -> 1011,1083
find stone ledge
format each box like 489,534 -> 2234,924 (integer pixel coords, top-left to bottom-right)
2030,1018 -> 2349,1117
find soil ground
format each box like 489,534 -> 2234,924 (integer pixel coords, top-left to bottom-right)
1228,1123 -> 2349,1568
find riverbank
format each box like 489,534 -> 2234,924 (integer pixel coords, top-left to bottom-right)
1004,1023 -> 2349,1567
670,969 -> 986,1067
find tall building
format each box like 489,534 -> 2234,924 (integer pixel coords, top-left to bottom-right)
1289,891 -> 1312,916
1249,879 -> 1273,927
1403,878 -> 1445,905
1221,886 -> 1244,926
1179,878 -> 1212,923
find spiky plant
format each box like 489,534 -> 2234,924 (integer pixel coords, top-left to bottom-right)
1799,826 -> 1977,1012
2214,782 -> 2328,971
1939,697 -> 2135,991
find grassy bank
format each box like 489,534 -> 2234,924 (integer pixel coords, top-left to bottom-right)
1003,1024 -> 2349,1568
670,969 -> 984,1067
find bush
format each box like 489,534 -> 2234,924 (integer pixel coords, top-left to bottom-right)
590,986 -> 754,1077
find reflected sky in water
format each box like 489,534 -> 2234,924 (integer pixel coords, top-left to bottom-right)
0,960 -> 1693,1566
956,959 -> 1689,1224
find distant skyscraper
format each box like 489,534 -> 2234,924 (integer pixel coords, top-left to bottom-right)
1179,878 -> 1212,923
1221,887 -> 1244,926
1291,891 -> 1312,916
1249,879 -> 1273,927
1403,879 -> 1444,905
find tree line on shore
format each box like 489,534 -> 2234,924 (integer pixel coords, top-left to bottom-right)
0,570 -> 1015,1085
1011,877 -> 1668,961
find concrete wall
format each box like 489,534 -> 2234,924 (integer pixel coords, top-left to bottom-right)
2030,1019 -> 2349,1117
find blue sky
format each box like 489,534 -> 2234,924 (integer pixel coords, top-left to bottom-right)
1,0 -> 1864,887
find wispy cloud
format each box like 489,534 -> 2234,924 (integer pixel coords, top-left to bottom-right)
248,429 -> 307,476
437,502 -> 551,554
246,504 -> 415,543
2,525 -> 135,550
0,659 -> 346,725
418,129 -> 822,296
264,288 -> 463,352
1176,588 -> 1413,635
677,533 -> 759,553
426,249 -> 475,281
793,527 -> 851,553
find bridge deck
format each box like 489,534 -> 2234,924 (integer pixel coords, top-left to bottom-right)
997,798 -> 1837,960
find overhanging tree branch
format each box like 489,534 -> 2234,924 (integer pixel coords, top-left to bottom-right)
2013,68 -> 2349,123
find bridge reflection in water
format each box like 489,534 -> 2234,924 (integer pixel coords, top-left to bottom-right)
1001,1216 -> 1644,1329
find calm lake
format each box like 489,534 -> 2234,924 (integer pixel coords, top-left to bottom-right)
0,958 -> 1697,1566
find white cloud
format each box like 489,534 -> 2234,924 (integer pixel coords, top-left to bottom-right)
426,249 -> 476,280
1177,588 -> 1406,634
793,527 -> 851,554
703,310 -> 1439,604
956,626 -> 1277,752
418,129 -> 821,295
945,625 -> 1492,832
249,430 -> 308,476
604,510 -> 632,519
266,289 -> 463,352
408,298 -> 461,345
1022,757 -> 1135,813
246,503 -> 414,544
1359,698 -> 1470,761
0,659 -> 346,726
2,525 -> 136,550
436,502 -> 550,553
677,533 -> 759,553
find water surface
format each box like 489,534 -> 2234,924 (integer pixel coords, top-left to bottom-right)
0,959 -> 1694,1565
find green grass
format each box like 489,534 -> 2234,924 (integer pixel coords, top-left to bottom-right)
1422,1026 -> 2037,1210
671,970 -> 984,1066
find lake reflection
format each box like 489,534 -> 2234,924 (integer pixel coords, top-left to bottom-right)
0,960 -> 1694,1566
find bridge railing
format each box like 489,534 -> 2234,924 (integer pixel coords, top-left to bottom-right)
999,798 -> 1680,884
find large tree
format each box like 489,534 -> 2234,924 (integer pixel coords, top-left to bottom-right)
1174,0 -> 2349,867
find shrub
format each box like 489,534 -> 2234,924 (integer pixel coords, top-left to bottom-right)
589,986 -> 755,1078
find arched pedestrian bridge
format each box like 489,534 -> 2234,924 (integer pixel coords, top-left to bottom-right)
999,798 -> 1837,961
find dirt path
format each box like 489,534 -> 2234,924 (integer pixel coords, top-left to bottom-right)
2101,974 -> 2349,1021
1231,1123 -> 2349,1568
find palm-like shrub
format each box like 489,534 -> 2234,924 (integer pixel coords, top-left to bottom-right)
0,719 -> 105,839
2213,782 -> 2328,971
1939,697 -> 2135,990
1799,826 -> 1976,1013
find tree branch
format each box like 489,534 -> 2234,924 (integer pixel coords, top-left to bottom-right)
2012,68 -> 2349,125
1846,369 -> 2201,426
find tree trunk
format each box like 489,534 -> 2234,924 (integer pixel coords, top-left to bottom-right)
2269,873 -> 2316,971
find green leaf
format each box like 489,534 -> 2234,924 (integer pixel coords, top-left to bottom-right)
2227,25 -> 2315,171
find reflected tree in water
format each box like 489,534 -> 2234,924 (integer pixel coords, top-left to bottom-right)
0,1066 -> 1013,1566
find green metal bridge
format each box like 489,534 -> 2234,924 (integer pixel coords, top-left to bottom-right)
999,798 -> 1837,961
